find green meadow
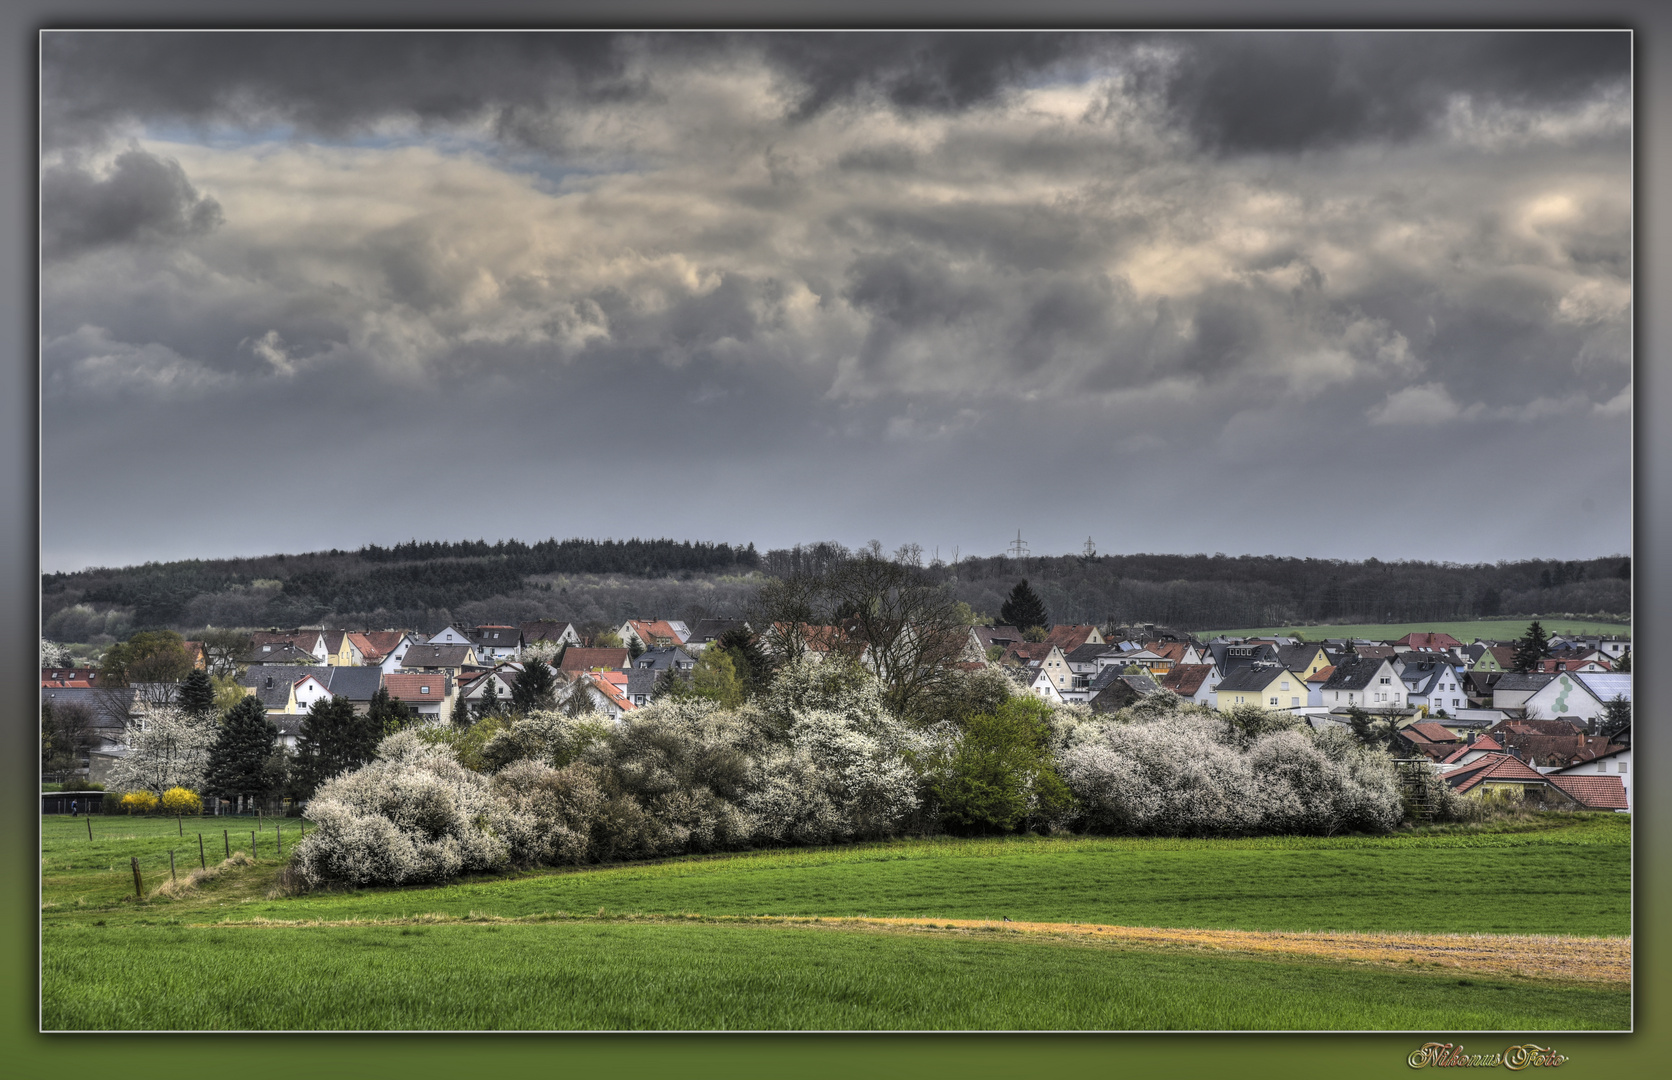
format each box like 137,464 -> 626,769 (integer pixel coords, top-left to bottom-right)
40,813 -> 1630,1031
1199,618 -> 1629,642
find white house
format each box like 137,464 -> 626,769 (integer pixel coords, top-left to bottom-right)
1319,657 -> 1407,710
1549,744 -> 1632,809
1521,672 -> 1630,729
425,625 -> 475,647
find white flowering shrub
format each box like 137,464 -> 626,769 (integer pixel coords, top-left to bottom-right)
292,730 -> 510,887
752,656 -> 891,737
1060,714 -> 1401,837
488,758 -> 598,866
748,708 -> 923,844
479,710 -> 610,772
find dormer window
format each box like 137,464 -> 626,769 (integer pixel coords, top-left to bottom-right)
420,685 -> 430,695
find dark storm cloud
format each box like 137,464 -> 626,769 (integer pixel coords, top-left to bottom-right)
1153,31 -> 1629,153
41,32 -> 647,150
41,148 -> 222,259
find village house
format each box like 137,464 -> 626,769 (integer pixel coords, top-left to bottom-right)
1213,663 -> 1307,712
1519,671 -> 1630,729
1319,656 -> 1407,710
619,620 -> 690,651
1489,672 -> 1556,713
1158,662 -> 1219,706
466,625 -> 524,662
559,647 -> 631,675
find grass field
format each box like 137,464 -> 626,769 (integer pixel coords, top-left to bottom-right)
39,813 -> 1630,1031
1198,618 -> 1629,642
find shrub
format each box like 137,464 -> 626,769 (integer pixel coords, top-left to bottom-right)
922,698 -> 1073,835
160,786 -> 202,816
1059,714 -> 1401,837
748,707 -> 923,845
488,759 -> 597,867
291,730 -> 510,888
119,791 -> 159,814
478,711 -> 610,773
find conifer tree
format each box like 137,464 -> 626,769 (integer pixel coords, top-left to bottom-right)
177,668 -> 216,720
510,656 -> 557,713
1511,620 -> 1550,673
294,695 -> 380,796
204,695 -> 280,804
1000,579 -> 1048,633
367,685 -> 410,736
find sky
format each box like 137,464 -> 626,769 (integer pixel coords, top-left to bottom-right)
39,30 -> 1632,573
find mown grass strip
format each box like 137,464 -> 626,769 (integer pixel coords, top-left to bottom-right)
42,920 -> 1629,1031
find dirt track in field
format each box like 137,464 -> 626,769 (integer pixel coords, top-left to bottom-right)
208,909 -> 1630,984
829,917 -> 1630,984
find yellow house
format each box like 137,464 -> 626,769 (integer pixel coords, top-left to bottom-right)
322,630 -> 365,667
1279,645 -> 1333,679
1214,664 -> 1308,712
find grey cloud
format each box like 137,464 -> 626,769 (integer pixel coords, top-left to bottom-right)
1149,31 -> 1629,154
41,148 -> 222,259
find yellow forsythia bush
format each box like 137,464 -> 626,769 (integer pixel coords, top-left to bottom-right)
160,787 -> 203,816
120,791 -> 159,814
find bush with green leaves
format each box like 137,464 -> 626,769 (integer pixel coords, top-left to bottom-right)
921,697 -> 1074,835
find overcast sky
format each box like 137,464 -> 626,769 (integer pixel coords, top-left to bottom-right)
39,31 -> 1631,573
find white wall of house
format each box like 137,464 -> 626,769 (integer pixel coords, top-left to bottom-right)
1551,748 -> 1632,808
1522,674 -> 1607,726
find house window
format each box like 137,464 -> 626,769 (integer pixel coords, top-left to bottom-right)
1280,681 -> 1290,691
1291,697 -> 1300,707
1379,676 -> 1390,684
1269,697 -> 1278,706
1597,762 -> 1607,773
1619,762 -> 1628,774
420,686 -> 430,695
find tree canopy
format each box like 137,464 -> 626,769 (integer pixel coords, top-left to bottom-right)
1000,579 -> 1048,633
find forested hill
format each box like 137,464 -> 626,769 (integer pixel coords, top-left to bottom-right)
41,538 -> 1628,646
43,538 -> 760,637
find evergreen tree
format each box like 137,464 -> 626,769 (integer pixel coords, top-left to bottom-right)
999,579 -> 1048,633
1599,695 -> 1631,739
366,685 -> 411,737
449,690 -> 472,727
204,696 -> 281,804
1615,652 -> 1631,673
716,628 -> 773,696
178,668 -> 216,720
294,695 -> 380,796
1511,620 -> 1550,673
510,656 -> 557,713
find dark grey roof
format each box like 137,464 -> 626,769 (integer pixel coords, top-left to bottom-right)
520,620 -> 577,644
686,619 -> 749,645
240,665 -> 331,708
1065,643 -> 1114,665
626,668 -> 660,697
240,643 -> 318,665
1320,656 -> 1391,692
324,665 -> 384,702
632,646 -> 696,672
1494,672 -> 1557,692
1275,643 -> 1323,670
1215,663 -> 1293,693
401,644 -> 477,668
467,626 -> 524,648
972,625 -> 1025,648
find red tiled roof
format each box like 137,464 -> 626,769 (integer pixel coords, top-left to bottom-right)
1306,665 -> 1335,684
382,673 -> 448,703
1045,625 -> 1099,650
1546,775 -> 1629,810
1159,663 -> 1214,696
349,631 -> 410,662
1445,753 -> 1548,793
1407,721 -> 1461,743
581,672 -> 635,712
1396,632 -> 1463,649
1147,642 -> 1187,663
627,620 -> 687,645
559,647 -> 630,674
1439,735 -> 1503,764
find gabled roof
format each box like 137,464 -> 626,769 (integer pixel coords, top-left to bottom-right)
520,620 -> 579,644
1353,644 -> 1397,659
1159,664 -> 1215,697
322,665 -> 384,702
559,647 -> 630,674
1405,721 -> 1462,744
685,619 -> 749,645
1065,643 -> 1115,665
1395,632 -> 1463,650
1275,643 -> 1325,670
626,667 -> 660,698
382,673 -> 449,704
1004,642 -> 1060,666
632,645 -> 696,671
972,625 -> 1025,650
251,630 -> 325,653
1214,663 -> 1296,693
1044,625 -> 1100,651
240,643 -> 319,665
400,644 -> 477,668
1306,665 -> 1335,685
1444,753 -> 1549,793
580,671 -> 634,713
1493,672 -> 1556,693
625,619 -> 689,645
1574,672 -> 1631,703
1439,734 -> 1502,764
1546,775 -> 1629,810
1321,656 -> 1391,692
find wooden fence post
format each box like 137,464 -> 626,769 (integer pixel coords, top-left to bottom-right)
131,856 -> 143,898
276,822 -> 282,855
177,814 -> 183,836
169,850 -> 177,883
198,833 -> 206,869
223,829 -> 230,860
86,816 -> 92,841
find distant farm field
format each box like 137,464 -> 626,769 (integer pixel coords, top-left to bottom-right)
1198,618 -> 1630,642
40,814 -> 1630,1031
